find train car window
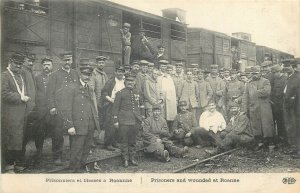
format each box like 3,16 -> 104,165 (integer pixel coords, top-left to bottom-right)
142,17 -> 161,39
171,23 -> 186,41
4,0 -> 49,15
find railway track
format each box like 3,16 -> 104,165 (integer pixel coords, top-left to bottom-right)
44,147 -> 239,173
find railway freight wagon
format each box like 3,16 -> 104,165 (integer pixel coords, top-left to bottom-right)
256,45 -> 294,65
2,0 -> 187,76
187,28 -> 232,70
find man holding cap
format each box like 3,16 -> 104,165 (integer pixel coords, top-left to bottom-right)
47,52 -> 80,165
242,66 -> 274,151
65,65 -> 100,172
121,23 -> 131,66
112,73 -> 144,167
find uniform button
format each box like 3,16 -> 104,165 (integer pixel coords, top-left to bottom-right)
81,104 -> 83,106
81,111 -> 83,113
80,118 -> 83,121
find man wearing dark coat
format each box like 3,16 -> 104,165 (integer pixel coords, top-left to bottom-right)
101,66 -> 125,151
65,65 -> 100,173
112,73 -> 144,167
47,53 -> 80,165
2,53 -> 30,173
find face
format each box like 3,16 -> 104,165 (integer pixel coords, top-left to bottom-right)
179,105 -> 187,112
261,66 -> 270,75
231,73 -> 237,80
24,57 -> 34,70
207,103 -> 216,112
198,72 -> 203,80
42,61 -> 53,74
148,66 -> 154,72
123,27 -> 129,33
223,71 -> 230,78
63,57 -> 72,70
132,65 -> 140,73
141,65 -> 148,73
80,73 -> 92,83
125,79 -> 136,89
158,47 -> 165,54
97,60 -> 105,70
153,109 -> 161,118
115,70 -> 124,80
9,61 -> 22,74
186,71 -> 193,80
160,65 -> 167,73
152,69 -> 160,80
176,66 -> 182,74
240,76 -> 248,83
230,106 -> 240,116
139,32 -> 145,38
246,73 -> 252,79
273,71 -> 281,78
219,72 -> 224,77
252,72 -> 261,80
211,70 -> 218,78
167,68 -> 173,75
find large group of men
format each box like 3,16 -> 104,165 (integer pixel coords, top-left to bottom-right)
2,25 -> 300,173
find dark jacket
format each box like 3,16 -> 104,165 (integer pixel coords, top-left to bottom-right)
35,72 -> 50,119
112,87 -> 144,125
284,72 -> 300,110
22,68 -> 36,114
271,74 -> 287,105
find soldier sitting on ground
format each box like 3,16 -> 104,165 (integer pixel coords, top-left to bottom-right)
172,101 -> 198,146
142,104 -> 188,162
205,101 -> 254,155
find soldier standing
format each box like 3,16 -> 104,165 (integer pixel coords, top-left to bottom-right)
47,53 -> 80,165
120,23 -> 131,66
112,73 -> 144,167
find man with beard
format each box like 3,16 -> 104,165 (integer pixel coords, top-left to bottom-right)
101,66 -> 125,151
261,60 -> 274,87
66,65 -> 100,173
112,73 -> 144,167
142,104 -> 188,162
171,62 -> 185,105
242,66 -> 275,151
179,70 -> 199,119
150,44 -> 167,67
131,60 -> 140,76
32,57 -> 54,162
120,23 -> 131,66
205,101 -> 254,155
2,53 -> 30,173
47,52 -> 80,165
270,64 -> 287,145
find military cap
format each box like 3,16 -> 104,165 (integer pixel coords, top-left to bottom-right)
239,72 -> 246,76
125,73 -> 136,81
115,65 -> 125,71
152,104 -> 161,110
179,100 -> 188,106
79,58 -> 90,66
198,69 -> 204,74
123,23 -> 131,28
230,69 -> 237,74
96,56 -> 107,61
271,64 -> 281,72
251,66 -> 261,73
41,57 -> 52,64
157,44 -> 165,49
139,60 -> 149,66
228,101 -> 240,108
60,52 -> 72,61
25,53 -> 36,61
186,68 -> 193,73
167,64 -> 173,70
210,64 -> 218,70
223,67 -> 231,72
204,68 -> 211,74
261,60 -> 272,67
80,65 -> 93,75
131,60 -> 140,66
191,63 -> 199,68
10,53 -> 25,64
219,68 -> 224,72
245,66 -> 252,73
158,60 -> 169,65
176,62 -> 183,67
124,65 -> 131,70
148,62 -> 154,67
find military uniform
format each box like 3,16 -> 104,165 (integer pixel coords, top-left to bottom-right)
179,79 -> 199,117
47,67 -> 80,161
144,75 -> 163,117
112,86 -> 144,163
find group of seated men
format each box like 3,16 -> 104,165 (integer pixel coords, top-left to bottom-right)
2,51 -> 299,173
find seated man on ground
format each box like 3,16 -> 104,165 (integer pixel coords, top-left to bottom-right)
192,102 -> 226,147
205,101 -> 254,155
142,104 -> 188,162
172,101 -> 198,146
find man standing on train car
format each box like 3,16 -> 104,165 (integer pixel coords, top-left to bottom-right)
112,73 -> 144,167
101,66 -> 125,151
150,44 -> 167,66
242,66 -> 275,151
120,23 -> 131,66
66,65 -> 100,173
33,57 -> 54,162
47,52 -> 80,165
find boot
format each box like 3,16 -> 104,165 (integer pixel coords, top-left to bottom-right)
162,150 -> 170,162
123,160 -> 129,168
130,159 -> 138,166
54,157 -> 63,166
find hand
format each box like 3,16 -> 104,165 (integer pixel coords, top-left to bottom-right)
68,127 -> 76,135
185,132 -> 192,137
113,122 -> 119,128
21,95 -> 30,102
156,138 -> 162,143
234,99 -> 239,103
50,108 -> 57,115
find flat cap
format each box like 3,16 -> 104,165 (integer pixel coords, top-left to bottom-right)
158,60 -> 169,65
41,57 -> 53,64
148,62 -> 154,67
191,63 -> 199,68
60,52 -> 72,61
178,100 -> 188,106
228,101 -> 240,108
96,56 -> 107,61
210,64 -> 219,70
139,60 -> 149,66
230,69 -> 237,74
115,65 -> 125,71
223,67 -> 231,72
167,64 -> 173,70
157,44 -> 165,49
79,58 -> 90,66
271,64 -> 281,72
245,66 -> 252,73
261,60 -> 272,67
251,66 -> 261,73
125,73 -> 136,81
10,53 -> 25,64
25,53 -> 36,61
131,60 -> 140,66
124,65 -> 131,69
80,65 -> 93,75
152,104 -> 161,110
176,62 -> 183,67
123,23 -> 131,28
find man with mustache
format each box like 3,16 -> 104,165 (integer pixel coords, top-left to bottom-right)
33,57 -> 53,163
47,52 -> 80,165
2,53 -> 30,173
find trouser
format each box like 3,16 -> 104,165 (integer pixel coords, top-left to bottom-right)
119,124 -> 139,161
123,46 -> 131,66
104,105 -> 118,146
272,104 -> 286,143
191,128 -> 222,147
219,133 -> 254,150
34,114 -> 53,153
173,129 -> 193,146
69,129 -> 94,172
5,150 -> 24,165
283,104 -> 298,147
163,140 -> 184,157
50,115 -> 64,159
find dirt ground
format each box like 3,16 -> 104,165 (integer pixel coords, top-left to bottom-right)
20,136 -> 300,173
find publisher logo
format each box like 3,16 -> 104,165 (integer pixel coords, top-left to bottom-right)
282,177 -> 296,184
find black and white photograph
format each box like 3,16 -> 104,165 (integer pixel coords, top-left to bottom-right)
1,0 -> 300,192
